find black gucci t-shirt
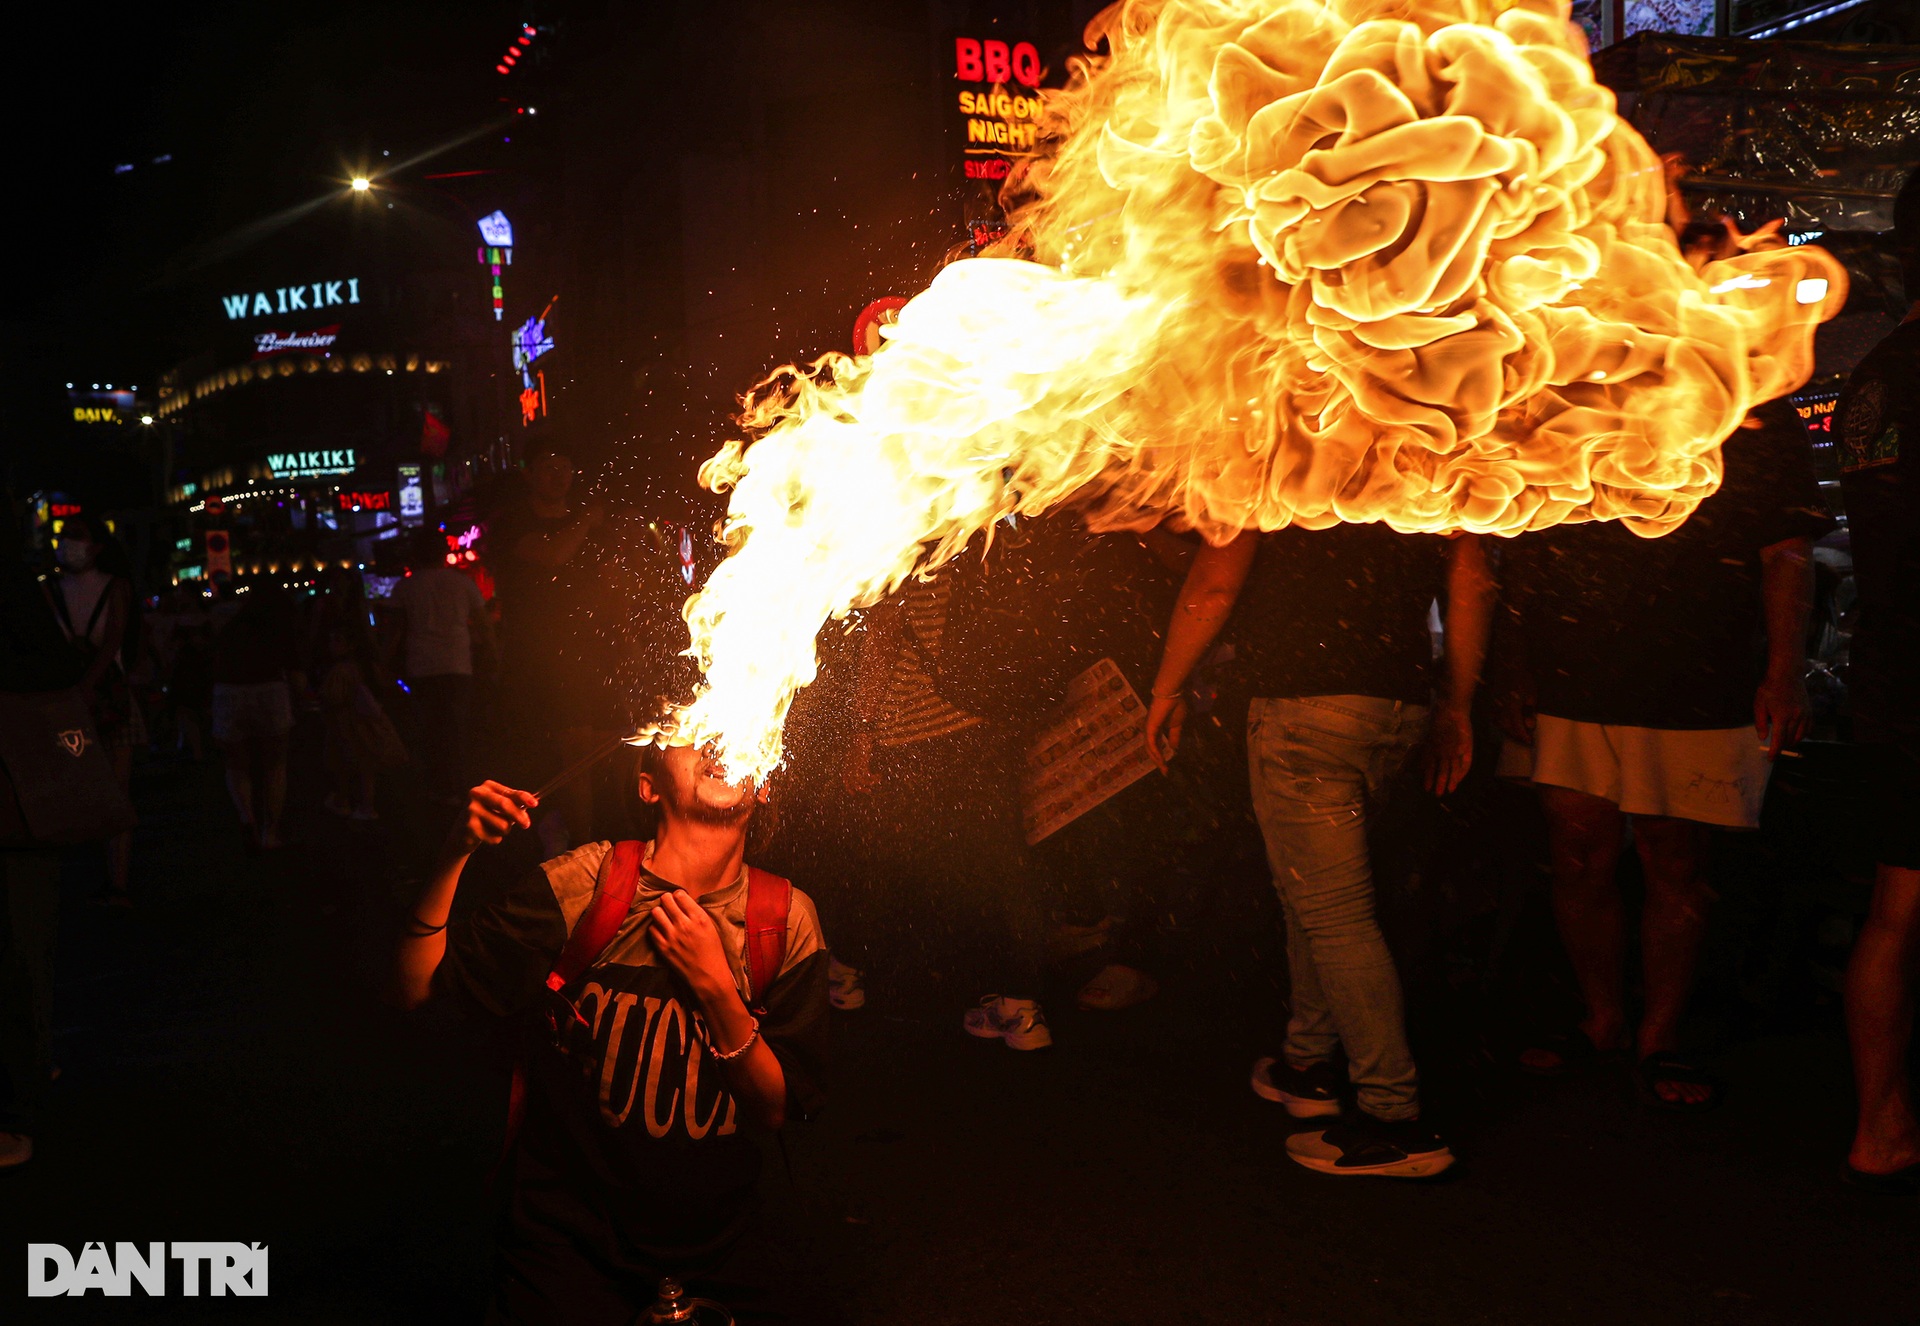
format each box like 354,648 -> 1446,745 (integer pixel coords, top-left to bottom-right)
436,842 -> 830,1274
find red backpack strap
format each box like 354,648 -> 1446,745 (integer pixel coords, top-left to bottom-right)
742,866 -> 792,1015
545,840 -> 645,993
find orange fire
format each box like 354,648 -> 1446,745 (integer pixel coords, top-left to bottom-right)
664,0 -> 1845,780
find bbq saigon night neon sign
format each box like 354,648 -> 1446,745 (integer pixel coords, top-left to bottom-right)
954,37 -> 1044,181
222,279 -> 362,321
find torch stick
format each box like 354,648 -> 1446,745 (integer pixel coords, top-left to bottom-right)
531,734 -> 633,803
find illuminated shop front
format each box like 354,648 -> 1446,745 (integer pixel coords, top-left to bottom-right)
155,209 -> 513,594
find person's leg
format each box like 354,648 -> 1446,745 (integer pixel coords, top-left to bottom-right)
256,733 -> 289,848
1630,813 -> 1715,1074
1845,863 -> 1920,1176
222,740 -> 257,838
1535,784 -> 1630,1057
1246,697 -> 1417,1121
0,850 -> 62,1158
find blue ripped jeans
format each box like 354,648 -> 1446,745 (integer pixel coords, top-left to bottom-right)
1247,695 -> 1428,1122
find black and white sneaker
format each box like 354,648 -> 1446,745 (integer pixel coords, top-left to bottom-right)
1286,1115 -> 1455,1179
1250,1056 -> 1344,1119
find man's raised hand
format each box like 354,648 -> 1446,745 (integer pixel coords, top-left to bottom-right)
457,781 -> 539,853
648,890 -> 734,995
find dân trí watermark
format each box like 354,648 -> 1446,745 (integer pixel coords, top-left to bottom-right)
26,1243 -> 268,1297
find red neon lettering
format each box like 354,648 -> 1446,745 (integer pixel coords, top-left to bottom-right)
983,40 -> 1010,83
1011,41 -> 1041,86
954,38 -> 983,81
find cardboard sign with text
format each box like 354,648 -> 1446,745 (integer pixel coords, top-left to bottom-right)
1021,658 -> 1157,845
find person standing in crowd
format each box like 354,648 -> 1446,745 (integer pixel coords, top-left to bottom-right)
838,543 -> 1052,1049
490,442 -> 612,846
312,567 -> 402,822
210,587 -> 305,850
0,507 -> 90,1169
167,612 -> 216,762
47,514 -> 143,906
389,530 -> 495,804
1145,525 -> 1494,1179
1499,397 -> 1831,1112
1834,167 -> 1920,1193
391,744 -> 830,1323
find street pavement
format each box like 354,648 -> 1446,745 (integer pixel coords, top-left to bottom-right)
5,745 -> 1916,1324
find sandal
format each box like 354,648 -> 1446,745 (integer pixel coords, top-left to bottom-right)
1635,1051 -> 1722,1112
1518,1028 -> 1603,1077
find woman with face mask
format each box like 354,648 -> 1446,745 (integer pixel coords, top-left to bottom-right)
48,514 -> 144,906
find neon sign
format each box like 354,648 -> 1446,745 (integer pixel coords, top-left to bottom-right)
476,212 -> 514,323
338,491 -> 390,511
253,325 -> 340,358
496,24 -> 538,76
222,279 -> 360,321
519,370 -> 547,426
267,449 -> 356,479
397,465 -> 425,524
954,37 -> 1043,179
512,311 -> 553,379
477,210 -> 514,247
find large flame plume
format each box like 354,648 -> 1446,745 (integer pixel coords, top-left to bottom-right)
665,0 -> 1845,780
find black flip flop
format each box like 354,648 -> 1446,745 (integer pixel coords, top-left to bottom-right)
1636,1051 -> 1722,1112
1842,1161 -> 1920,1196
1518,1028 -> 1601,1078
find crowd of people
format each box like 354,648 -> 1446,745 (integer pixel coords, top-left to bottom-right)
2,177 -> 1916,1325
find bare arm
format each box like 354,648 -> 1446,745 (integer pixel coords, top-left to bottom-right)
1426,535 -> 1497,795
1756,535 -> 1814,760
1144,530 -> 1259,768
388,781 -> 538,1010
648,891 -> 789,1129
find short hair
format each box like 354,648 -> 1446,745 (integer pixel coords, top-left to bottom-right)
1895,166 -> 1920,298
637,739 -> 670,783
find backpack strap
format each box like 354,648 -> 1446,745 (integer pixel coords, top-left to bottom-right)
742,865 -> 792,1016
546,839 -> 646,993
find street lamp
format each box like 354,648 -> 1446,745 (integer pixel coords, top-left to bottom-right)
350,176 -> 372,193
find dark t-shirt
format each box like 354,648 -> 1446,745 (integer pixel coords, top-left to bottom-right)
436,843 -> 831,1273
489,503 -> 576,650
1232,523 -> 1447,704
210,604 -> 302,685
1506,398 -> 1834,730
1836,319 -> 1920,752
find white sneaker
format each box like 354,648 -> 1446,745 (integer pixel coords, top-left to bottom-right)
963,995 -> 1053,1050
0,1131 -> 32,1171
827,957 -> 866,1011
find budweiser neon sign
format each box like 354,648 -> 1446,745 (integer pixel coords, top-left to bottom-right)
253,326 -> 340,358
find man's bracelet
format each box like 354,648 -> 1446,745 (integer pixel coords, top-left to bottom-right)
1150,687 -> 1185,701
708,1016 -> 760,1062
404,914 -> 448,937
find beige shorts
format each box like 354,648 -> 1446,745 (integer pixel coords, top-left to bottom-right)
1496,714 -> 1772,829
